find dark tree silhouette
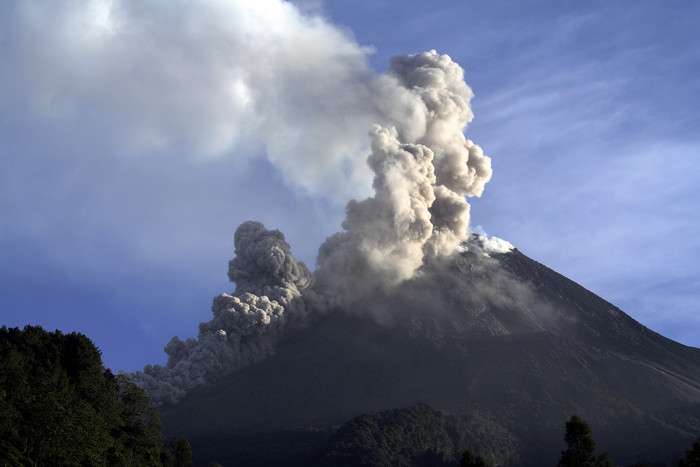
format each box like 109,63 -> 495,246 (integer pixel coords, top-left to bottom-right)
173,436 -> 194,467
680,436 -> 700,467
460,448 -> 490,467
0,325 -> 169,466
557,414 -> 614,467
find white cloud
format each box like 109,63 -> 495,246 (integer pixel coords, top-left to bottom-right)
1,0 -> 394,200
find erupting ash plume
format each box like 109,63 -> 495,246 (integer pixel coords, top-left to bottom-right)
317,52 -> 492,301
133,50 -> 493,405
111,1 -> 492,405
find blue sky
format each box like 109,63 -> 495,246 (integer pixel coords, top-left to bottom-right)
1,0 -> 698,372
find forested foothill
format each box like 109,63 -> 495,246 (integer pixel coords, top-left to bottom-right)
317,408 -> 700,467
0,325 -> 197,466
316,403 -> 518,466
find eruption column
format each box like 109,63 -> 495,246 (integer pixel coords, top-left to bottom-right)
133,51 -> 492,405
316,51 -> 492,302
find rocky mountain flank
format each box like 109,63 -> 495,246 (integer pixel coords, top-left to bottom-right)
159,246 -> 700,466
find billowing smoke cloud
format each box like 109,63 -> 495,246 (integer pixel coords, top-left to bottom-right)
134,49 -> 493,405
57,1 -> 498,404
2,0 -> 421,200
132,222 -> 314,405
317,51 -> 492,301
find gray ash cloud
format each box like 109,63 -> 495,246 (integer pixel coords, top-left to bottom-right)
123,0 -> 496,405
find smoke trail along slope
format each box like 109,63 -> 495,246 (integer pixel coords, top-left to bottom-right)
131,222 -> 312,405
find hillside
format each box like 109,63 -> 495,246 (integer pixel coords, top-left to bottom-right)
158,246 -> 700,466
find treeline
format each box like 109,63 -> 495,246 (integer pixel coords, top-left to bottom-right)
316,403 -> 518,466
461,414 -> 700,467
0,325 -> 198,466
317,404 -> 700,467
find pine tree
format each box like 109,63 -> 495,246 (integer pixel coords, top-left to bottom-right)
173,436 -> 194,467
557,414 -> 613,467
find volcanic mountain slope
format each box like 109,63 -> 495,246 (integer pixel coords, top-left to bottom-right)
158,244 -> 700,466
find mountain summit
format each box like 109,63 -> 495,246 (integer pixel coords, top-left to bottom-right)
158,241 -> 700,466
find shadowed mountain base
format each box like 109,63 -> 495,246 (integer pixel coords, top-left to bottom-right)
159,247 -> 700,466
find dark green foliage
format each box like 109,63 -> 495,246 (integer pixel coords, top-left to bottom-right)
316,403 -> 517,467
0,325 -> 169,466
107,374 -> 165,465
558,414 -> 596,467
317,403 -> 455,466
595,453 -> 615,467
160,442 -> 176,466
557,414 -> 614,467
680,437 -> 700,467
173,436 -> 194,467
460,449 -> 491,467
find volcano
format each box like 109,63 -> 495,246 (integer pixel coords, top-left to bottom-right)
157,240 -> 700,466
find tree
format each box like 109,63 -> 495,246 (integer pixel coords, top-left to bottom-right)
557,414 -> 614,467
679,436 -> 700,467
0,388 -> 24,464
0,325 -> 169,466
173,436 -> 194,467
460,448 -> 491,467
0,326 -> 112,465
106,373 -> 164,466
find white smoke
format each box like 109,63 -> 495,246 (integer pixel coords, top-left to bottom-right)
2,0 -> 421,201
480,236 -> 515,254
459,235 -> 515,257
462,227 -> 515,256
